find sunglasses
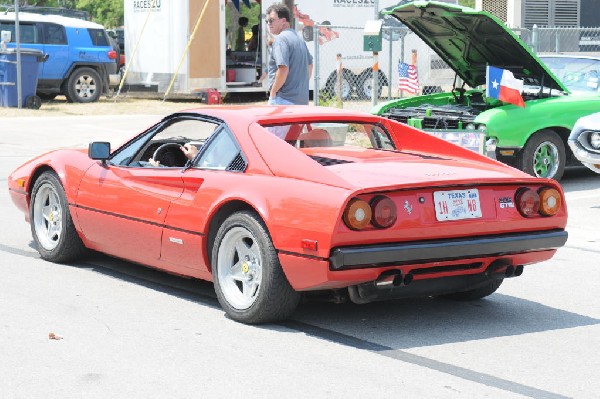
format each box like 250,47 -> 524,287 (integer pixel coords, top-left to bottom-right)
266,17 -> 276,24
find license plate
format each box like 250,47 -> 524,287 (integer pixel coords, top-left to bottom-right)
434,189 -> 482,221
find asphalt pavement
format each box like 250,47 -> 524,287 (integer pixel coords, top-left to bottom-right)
1,115 -> 599,398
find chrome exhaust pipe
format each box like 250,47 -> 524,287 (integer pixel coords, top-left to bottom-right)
374,270 -> 402,289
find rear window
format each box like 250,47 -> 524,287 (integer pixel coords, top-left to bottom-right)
87,28 -> 109,46
262,121 -> 396,150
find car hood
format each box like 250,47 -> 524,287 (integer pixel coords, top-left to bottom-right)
385,1 -> 567,91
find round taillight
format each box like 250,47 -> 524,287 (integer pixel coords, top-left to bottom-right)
343,198 -> 372,230
371,196 -> 397,228
539,187 -> 561,216
516,188 -> 540,217
108,50 -> 118,60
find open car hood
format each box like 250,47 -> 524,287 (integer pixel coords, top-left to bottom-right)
385,1 -> 568,91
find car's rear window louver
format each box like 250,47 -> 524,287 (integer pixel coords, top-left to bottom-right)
226,153 -> 247,172
310,156 -> 354,166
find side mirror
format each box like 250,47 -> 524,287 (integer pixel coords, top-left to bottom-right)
88,142 -> 111,161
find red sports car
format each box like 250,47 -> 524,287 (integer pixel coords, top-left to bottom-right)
8,106 -> 568,324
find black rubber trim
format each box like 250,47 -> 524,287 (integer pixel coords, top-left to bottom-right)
329,230 -> 568,270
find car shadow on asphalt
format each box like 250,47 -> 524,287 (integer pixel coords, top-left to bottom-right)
52,249 -> 600,352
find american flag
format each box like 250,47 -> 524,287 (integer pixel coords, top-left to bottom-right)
398,62 -> 419,94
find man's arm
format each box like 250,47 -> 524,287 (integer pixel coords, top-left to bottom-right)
270,65 -> 289,99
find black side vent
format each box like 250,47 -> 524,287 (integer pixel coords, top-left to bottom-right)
310,156 -> 354,166
227,153 -> 247,172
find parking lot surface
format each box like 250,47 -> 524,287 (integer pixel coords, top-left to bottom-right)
1,111 -> 599,398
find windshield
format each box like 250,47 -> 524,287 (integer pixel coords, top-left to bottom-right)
540,56 -> 600,94
261,121 -> 396,151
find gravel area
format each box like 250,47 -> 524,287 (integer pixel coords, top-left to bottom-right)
0,92 -> 268,118
0,92 -> 373,117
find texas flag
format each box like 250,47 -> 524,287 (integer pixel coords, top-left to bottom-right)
486,66 -> 525,107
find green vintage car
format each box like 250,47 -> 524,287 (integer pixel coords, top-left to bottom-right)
371,1 -> 600,180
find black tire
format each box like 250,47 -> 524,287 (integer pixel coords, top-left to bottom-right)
30,171 -> 86,263
356,69 -> 386,100
302,26 -> 314,42
439,279 -> 503,301
212,211 -> 300,324
25,95 -> 42,110
324,68 -> 355,100
517,129 -> 566,181
64,67 -> 103,103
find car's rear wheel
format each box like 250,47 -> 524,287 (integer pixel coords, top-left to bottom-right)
30,171 -> 86,262
64,67 -> 103,103
518,129 -> 566,180
439,279 -> 503,301
212,211 -> 300,324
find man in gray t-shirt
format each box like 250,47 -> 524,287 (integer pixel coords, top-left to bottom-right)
266,3 -> 313,105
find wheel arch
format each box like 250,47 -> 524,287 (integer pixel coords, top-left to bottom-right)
205,199 -> 265,273
27,165 -> 59,203
519,125 -> 572,158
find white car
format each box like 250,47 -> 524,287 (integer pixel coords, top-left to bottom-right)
568,112 -> 600,173
539,55 -> 600,95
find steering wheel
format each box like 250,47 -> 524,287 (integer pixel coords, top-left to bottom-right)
152,143 -> 187,167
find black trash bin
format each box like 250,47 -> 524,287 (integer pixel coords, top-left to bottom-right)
0,48 -> 45,109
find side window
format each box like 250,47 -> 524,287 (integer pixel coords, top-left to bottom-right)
0,22 -> 37,44
110,117 -> 220,168
87,28 -> 109,46
42,23 -> 67,45
193,128 -> 244,171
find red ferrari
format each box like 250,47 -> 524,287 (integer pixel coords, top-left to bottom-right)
8,106 -> 568,324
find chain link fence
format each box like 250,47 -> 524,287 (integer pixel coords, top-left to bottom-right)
312,24 -> 600,106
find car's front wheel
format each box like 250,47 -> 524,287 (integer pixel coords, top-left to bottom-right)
64,67 -> 103,103
518,129 -> 566,180
212,211 -> 300,324
30,171 -> 86,262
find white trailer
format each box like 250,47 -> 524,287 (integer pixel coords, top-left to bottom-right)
122,0 -> 453,98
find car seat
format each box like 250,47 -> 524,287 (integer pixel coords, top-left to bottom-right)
298,129 -> 333,147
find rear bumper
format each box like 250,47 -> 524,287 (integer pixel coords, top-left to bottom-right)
330,230 -> 568,270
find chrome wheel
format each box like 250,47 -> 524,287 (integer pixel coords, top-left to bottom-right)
65,67 -> 102,103
212,211 -> 300,323
217,226 -> 263,310
532,141 -> 560,178
74,74 -> 98,100
32,182 -> 63,251
30,172 -> 86,262
518,130 -> 566,181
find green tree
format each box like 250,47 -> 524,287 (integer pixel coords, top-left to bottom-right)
16,0 -> 123,27
77,0 -> 124,27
